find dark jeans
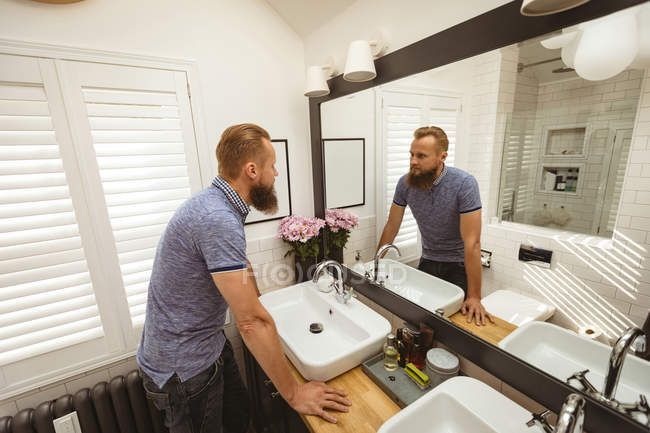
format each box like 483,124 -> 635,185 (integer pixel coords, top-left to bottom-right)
141,340 -> 250,433
418,258 -> 468,297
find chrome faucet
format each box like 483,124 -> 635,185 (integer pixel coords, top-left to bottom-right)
527,394 -> 585,433
372,243 -> 401,285
566,326 -> 649,425
602,327 -> 645,401
312,260 -> 353,304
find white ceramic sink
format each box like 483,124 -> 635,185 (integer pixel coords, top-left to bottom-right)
378,377 -> 532,433
259,280 -> 391,381
364,259 -> 464,317
499,321 -> 650,403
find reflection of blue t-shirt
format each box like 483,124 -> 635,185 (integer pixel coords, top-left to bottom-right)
137,177 -> 250,388
392,165 -> 482,262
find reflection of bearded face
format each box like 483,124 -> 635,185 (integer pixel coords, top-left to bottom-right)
250,178 -> 278,214
406,165 -> 438,190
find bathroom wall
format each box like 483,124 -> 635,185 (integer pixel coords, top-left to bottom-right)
506,70 -> 643,233
303,0 -> 512,66
0,0 -> 310,414
479,51 -> 650,340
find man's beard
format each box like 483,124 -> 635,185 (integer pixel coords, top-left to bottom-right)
406,166 -> 438,190
250,182 -> 278,214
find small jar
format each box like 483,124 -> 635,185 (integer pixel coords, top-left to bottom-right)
425,348 -> 459,388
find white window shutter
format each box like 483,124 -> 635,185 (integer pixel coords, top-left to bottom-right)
0,55 -> 106,367
56,61 -> 203,336
383,104 -> 420,252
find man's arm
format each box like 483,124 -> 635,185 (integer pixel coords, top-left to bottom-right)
212,270 -> 351,423
459,209 -> 493,326
377,203 -> 406,250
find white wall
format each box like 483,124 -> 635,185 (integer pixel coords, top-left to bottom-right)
0,0 -> 310,414
304,0 -> 511,67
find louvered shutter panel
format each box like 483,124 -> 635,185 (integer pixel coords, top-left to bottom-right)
0,55 -> 104,366
384,105 -> 420,250
57,61 -> 202,332
429,106 -> 459,167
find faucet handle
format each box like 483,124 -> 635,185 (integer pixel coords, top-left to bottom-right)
526,410 -> 553,432
567,369 -> 599,395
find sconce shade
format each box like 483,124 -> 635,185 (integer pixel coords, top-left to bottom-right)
343,40 -> 376,82
520,0 -> 591,16
573,10 -> 638,81
304,65 -> 330,97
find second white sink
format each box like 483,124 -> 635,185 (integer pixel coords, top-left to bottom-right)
499,321 -> 650,404
259,281 -> 391,381
378,376 -> 532,433
364,259 -> 464,317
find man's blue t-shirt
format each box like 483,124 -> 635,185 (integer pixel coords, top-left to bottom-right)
136,177 -> 250,388
393,165 -> 482,262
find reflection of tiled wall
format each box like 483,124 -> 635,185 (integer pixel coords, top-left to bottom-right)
478,57 -> 650,342
521,71 -> 643,234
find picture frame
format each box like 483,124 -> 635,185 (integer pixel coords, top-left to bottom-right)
322,138 -> 366,209
245,139 -> 292,225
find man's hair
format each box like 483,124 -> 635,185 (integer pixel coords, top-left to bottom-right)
413,126 -> 449,152
216,123 -> 271,179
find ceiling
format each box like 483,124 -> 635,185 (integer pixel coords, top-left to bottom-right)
264,0 -> 356,38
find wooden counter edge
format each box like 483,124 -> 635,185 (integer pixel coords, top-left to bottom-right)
288,362 -> 400,433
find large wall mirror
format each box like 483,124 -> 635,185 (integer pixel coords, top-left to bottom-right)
316,3 -> 649,431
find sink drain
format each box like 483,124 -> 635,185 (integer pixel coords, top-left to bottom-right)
309,323 -> 324,334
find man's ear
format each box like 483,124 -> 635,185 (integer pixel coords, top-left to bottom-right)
440,151 -> 448,162
243,161 -> 258,180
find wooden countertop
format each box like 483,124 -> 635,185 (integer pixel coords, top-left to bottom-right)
449,311 -> 518,346
289,314 -> 516,432
289,364 -> 400,433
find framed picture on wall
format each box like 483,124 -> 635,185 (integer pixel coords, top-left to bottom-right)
322,138 -> 365,209
245,139 -> 292,224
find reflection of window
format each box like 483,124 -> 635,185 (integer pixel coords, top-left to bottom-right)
379,91 -> 461,259
1,52 -> 202,395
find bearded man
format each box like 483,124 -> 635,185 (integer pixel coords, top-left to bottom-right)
137,124 -> 351,433
377,126 -> 493,326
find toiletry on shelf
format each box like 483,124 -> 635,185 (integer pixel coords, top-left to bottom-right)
395,328 -> 408,368
410,333 -> 427,370
383,334 -> 399,371
404,362 -> 430,390
425,348 -> 459,388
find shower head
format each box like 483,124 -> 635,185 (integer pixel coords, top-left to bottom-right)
552,66 -> 575,73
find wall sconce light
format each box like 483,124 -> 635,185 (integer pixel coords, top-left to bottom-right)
343,32 -> 388,83
520,0 -> 591,16
539,4 -> 649,81
304,58 -> 337,98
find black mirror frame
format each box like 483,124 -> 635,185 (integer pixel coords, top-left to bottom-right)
308,1 -> 650,433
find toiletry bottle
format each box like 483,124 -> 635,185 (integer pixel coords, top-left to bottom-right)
410,334 -> 427,370
396,328 -> 408,368
383,334 -> 398,371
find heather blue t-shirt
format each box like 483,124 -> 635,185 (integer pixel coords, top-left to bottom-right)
137,177 -> 250,388
393,165 -> 482,262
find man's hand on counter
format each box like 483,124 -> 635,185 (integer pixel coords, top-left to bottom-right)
461,296 -> 494,326
288,381 -> 352,423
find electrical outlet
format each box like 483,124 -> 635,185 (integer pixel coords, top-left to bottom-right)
480,249 -> 492,268
53,411 -> 81,433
